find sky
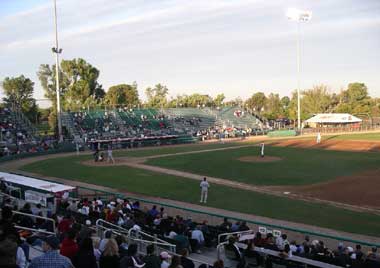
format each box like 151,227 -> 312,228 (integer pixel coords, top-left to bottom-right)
0,0 -> 379,107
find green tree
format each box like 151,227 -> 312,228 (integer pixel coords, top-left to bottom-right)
213,93 -> 225,107
301,84 -> 333,117
264,93 -> 282,119
246,92 -> 267,113
2,75 -> 39,123
335,83 -> 371,114
37,58 -> 105,127
145,84 -> 169,108
280,96 -> 291,117
105,83 -> 140,107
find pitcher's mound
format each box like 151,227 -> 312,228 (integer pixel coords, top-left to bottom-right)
238,156 -> 282,163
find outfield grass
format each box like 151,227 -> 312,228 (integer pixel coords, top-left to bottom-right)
325,132 -> 380,141
114,142 -> 248,157
20,155 -> 380,237
146,146 -> 380,185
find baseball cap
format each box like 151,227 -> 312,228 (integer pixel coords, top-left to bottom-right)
160,251 -> 171,259
85,220 -> 92,226
42,235 -> 60,250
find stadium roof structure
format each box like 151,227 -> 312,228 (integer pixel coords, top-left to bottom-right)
0,172 -> 75,193
305,113 -> 362,124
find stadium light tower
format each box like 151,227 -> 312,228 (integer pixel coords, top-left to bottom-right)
52,0 -> 63,142
286,8 -> 312,130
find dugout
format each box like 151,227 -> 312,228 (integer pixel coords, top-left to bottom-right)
305,113 -> 362,128
0,172 -> 76,211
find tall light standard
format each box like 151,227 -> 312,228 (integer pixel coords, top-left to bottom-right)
52,0 -> 63,142
286,8 -> 312,130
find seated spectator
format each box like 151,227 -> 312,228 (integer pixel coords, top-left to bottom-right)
180,248 -> 194,268
143,244 -> 161,268
219,218 -> 232,232
168,255 -> 182,268
72,237 -> 97,268
99,239 -> 120,268
92,237 -> 102,262
99,230 -> 112,252
226,236 -> 245,268
238,221 -> 249,232
115,235 -> 129,258
276,234 -> 289,251
29,235 -> 73,268
160,251 -> 171,268
120,243 -> 145,268
213,260 -> 224,268
279,244 -> 292,259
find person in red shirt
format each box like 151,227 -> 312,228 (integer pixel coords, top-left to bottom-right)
60,228 -> 79,261
58,214 -> 73,235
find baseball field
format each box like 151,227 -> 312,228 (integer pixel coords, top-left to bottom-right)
12,132 -> 380,238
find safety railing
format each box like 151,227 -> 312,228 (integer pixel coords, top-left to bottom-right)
128,227 -> 176,253
0,208 -> 56,233
217,230 -> 256,245
14,225 -> 55,236
217,241 -> 343,268
95,218 -> 130,236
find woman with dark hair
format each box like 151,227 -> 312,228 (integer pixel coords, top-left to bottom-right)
73,237 -> 97,268
120,244 -> 145,268
168,256 -> 183,268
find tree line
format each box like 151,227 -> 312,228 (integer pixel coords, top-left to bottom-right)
2,58 -> 379,130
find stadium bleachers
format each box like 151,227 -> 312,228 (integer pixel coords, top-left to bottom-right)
60,107 -> 263,141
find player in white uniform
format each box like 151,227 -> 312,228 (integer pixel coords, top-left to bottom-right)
316,132 -> 321,144
107,144 -> 115,164
200,177 -> 210,203
260,143 -> 265,157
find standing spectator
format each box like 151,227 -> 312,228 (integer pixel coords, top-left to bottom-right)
199,177 -> 209,203
191,226 -> 205,253
60,229 -> 79,261
58,214 -> 73,236
99,239 -> 120,268
143,245 -> 161,268
29,235 -> 73,268
72,237 -> 97,268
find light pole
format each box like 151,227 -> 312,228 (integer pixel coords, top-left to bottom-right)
52,0 -> 63,142
286,8 -> 312,130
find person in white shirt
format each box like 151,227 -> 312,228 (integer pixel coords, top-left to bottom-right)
107,144 -> 115,164
316,132 -> 321,144
191,226 -> 205,253
199,177 -> 210,203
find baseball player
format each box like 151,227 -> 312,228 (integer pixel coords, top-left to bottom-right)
260,143 -> 265,158
107,144 -> 115,164
200,177 -> 210,203
316,132 -> 321,144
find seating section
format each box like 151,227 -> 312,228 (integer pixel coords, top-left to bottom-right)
1,188 -> 378,268
61,107 -> 263,141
